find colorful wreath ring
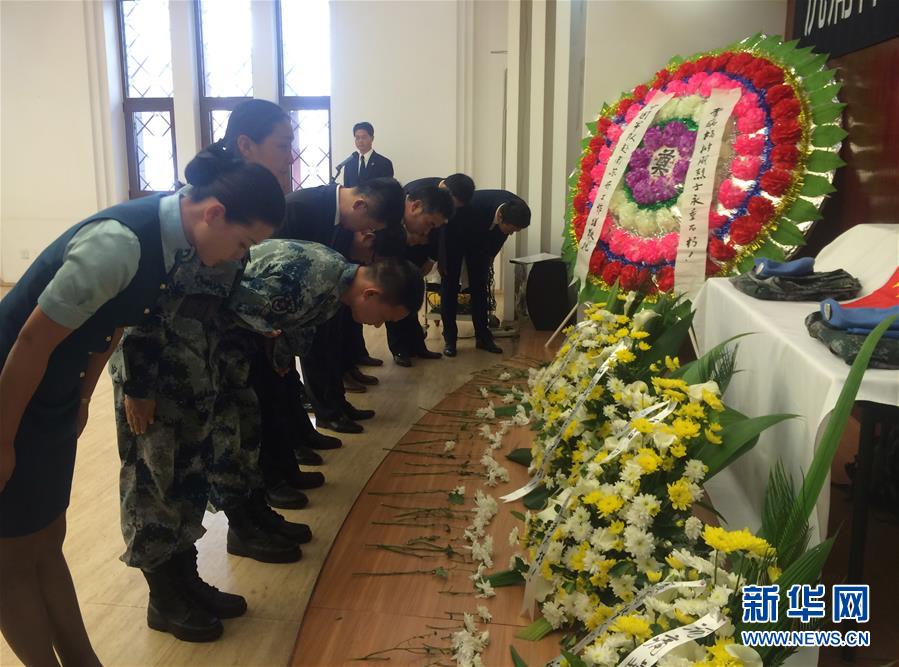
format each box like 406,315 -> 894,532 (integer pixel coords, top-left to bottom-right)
562,33 -> 846,297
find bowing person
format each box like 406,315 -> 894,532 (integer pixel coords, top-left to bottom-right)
440,189 -> 530,357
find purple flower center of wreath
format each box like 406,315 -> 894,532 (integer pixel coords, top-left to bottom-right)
625,120 -> 695,206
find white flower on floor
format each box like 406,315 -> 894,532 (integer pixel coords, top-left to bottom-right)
444,440 -> 457,452
478,424 -> 493,438
475,403 -> 495,419
512,404 -> 530,426
502,393 -> 515,404
541,600 -> 565,629
499,371 -> 512,381
474,578 -> 496,598
452,615 -> 489,667
468,535 -> 494,568
454,484 -> 466,497
479,386 -> 489,398
476,605 -> 492,623
508,526 -> 520,546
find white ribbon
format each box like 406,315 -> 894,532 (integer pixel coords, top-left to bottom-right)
673,87 -> 741,299
574,92 -> 674,287
618,611 -> 727,667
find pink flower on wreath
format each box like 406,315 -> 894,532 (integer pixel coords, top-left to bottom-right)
736,107 -> 765,134
685,71 -> 709,95
624,102 -> 643,123
639,237 -> 667,264
734,134 -> 765,156
588,184 -> 599,204
590,162 -> 605,183
718,178 -> 746,209
598,145 -> 613,164
699,72 -> 732,96
606,123 -> 623,142
660,232 -> 679,261
733,91 -> 759,118
644,88 -> 662,103
664,79 -> 688,96
600,213 -> 615,239
731,156 -> 761,181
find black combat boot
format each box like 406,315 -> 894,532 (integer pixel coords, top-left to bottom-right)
249,489 -> 312,544
142,564 -> 223,642
225,501 -> 301,563
171,546 -> 247,619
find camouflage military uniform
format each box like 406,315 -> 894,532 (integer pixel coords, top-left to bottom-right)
110,251 -> 239,570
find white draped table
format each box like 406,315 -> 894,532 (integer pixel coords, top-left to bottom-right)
693,225 -> 899,543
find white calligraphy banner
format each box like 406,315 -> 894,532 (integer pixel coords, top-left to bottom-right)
673,87 -> 741,299
573,92 -> 674,287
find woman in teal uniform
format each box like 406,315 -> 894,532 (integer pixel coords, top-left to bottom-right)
0,150 -> 285,665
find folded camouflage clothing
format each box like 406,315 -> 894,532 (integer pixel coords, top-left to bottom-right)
732,268 -> 861,302
805,311 -> 899,369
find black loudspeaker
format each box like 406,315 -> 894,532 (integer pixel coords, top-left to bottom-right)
525,259 -> 574,331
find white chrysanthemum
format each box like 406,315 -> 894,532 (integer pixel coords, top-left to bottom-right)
610,573 -> 637,600
582,640 -> 620,667
474,578 -> 495,598
614,481 -> 637,501
476,604 -> 492,623
499,371 -> 512,381
603,404 -> 619,419
478,424 -> 493,438
684,516 -> 703,541
545,541 -> 564,564
479,386 -> 489,398
709,584 -> 734,608
469,563 -> 486,582
513,404 -> 530,426
475,403 -> 495,419
454,484 -> 466,496
540,600 -> 565,629
508,526 -> 520,546
624,525 -> 655,560
683,459 -> 707,483
444,440 -> 456,452
502,393 -> 515,404
620,459 -> 644,485
607,377 -> 626,394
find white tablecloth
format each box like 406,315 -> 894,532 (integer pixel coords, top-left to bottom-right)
693,225 -> 899,543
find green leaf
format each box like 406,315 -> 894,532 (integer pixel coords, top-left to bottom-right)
517,617 -> 554,641
486,568 -> 526,587
803,68 -> 836,90
812,103 -> 846,124
523,484 -> 552,510
511,510 -> 526,522
811,125 -> 848,147
639,309 -> 696,370
561,650 -> 588,667
770,220 -> 808,246
755,34 -> 784,56
674,333 -> 752,384
797,53 -> 829,77
700,412 -> 796,479
585,120 -> 597,134
737,255 -> 756,274
806,150 -> 845,172
510,646 -> 529,667
770,38 -> 799,60
494,405 -> 519,417
448,490 -> 464,505
507,448 -> 533,467
782,316 -> 898,541
799,174 -> 837,198
808,84 -> 841,107
785,198 -> 823,223
759,462 -> 810,567
667,54 -> 684,67
581,136 -> 591,150
740,33 -> 764,50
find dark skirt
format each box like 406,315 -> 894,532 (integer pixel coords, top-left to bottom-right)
0,395 -> 79,537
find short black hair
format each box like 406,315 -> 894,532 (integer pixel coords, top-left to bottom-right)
443,173 -> 475,205
356,177 -> 405,227
185,147 -> 285,228
500,198 -> 531,229
369,258 -> 424,314
372,226 -> 408,259
353,121 -> 374,137
407,185 -> 454,221
222,99 -> 289,155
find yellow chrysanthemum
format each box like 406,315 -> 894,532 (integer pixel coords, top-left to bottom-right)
597,494 -> 625,517
672,418 -> 701,439
635,447 -> 663,474
768,565 -> 782,582
705,426 -> 723,445
646,569 -> 663,583
679,402 -> 706,419
610,615 -> 652,640
616,348 -> 637,363
631,417 -> 656,434
637,341 -> 651,351
665,554 -> 684,570
702,388 -> 725,411
608,520 -> 625,535
667,479 -> 694,510
702,526 -> 775,557
562,420 -> 578,440
674,609 -> 696,625
631,329 -> 650,340
665,355 -> 681,371
585,604 -> 615,630
669,443 -> 687,458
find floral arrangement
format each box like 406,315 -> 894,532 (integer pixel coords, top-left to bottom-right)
478,305 -> 895,667
562,34 -> 846,299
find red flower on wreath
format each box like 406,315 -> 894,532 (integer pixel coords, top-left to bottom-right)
619,265 -> 639,291
765,84 -> 794,106
760,169 -> 792,196
602,261 -> 622,286
748,196 -> 775,221
656,266 -> 675,293
770,144 -> 800,170
753,64 -> 784,89
771,119 -> 802,145
709,236 -> 736,261
589,251 -> 606,275
772,98 -> 801,121
731,215 -> 763,245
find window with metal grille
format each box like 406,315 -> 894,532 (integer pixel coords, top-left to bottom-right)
117,0 -> 177,198
195,0 -> 254,147
278,0 -> 332,190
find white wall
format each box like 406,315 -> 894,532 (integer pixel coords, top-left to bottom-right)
329,1 -> 460,185
471,0 -> 509,190
1,0 -> 104,282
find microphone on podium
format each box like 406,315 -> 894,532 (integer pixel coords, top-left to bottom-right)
332,152 -> 358,183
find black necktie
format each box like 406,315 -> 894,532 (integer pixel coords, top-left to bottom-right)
359,154 -> 366,176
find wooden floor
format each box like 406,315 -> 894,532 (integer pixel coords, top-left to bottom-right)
0,318 -> 538,667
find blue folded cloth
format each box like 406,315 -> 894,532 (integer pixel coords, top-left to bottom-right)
820,298 -> 899,332
753,256 -> 815,278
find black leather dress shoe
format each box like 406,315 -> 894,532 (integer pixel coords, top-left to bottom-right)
264,481 -> 309,510
288,470 -> 326,490
343,373 -> 367,393
301,430 -> 342,450
357,355 -> 383,367
316,416 -> 364,434
476,339 -> 503,354
294,447 -> 323,466
443,344 -> 457,357
343,404 -> 375,421
393,353 -> 412,367
348,366 -> 379,385
415,348 -> 442,359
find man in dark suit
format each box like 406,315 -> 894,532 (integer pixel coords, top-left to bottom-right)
387,175 -> 475,367
440,190 -> 531,357
343,122 -> 394,187
256,177 -> 405,507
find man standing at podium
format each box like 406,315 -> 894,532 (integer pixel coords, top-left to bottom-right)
343,122 -> 394,187
440,190 -> 530,357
